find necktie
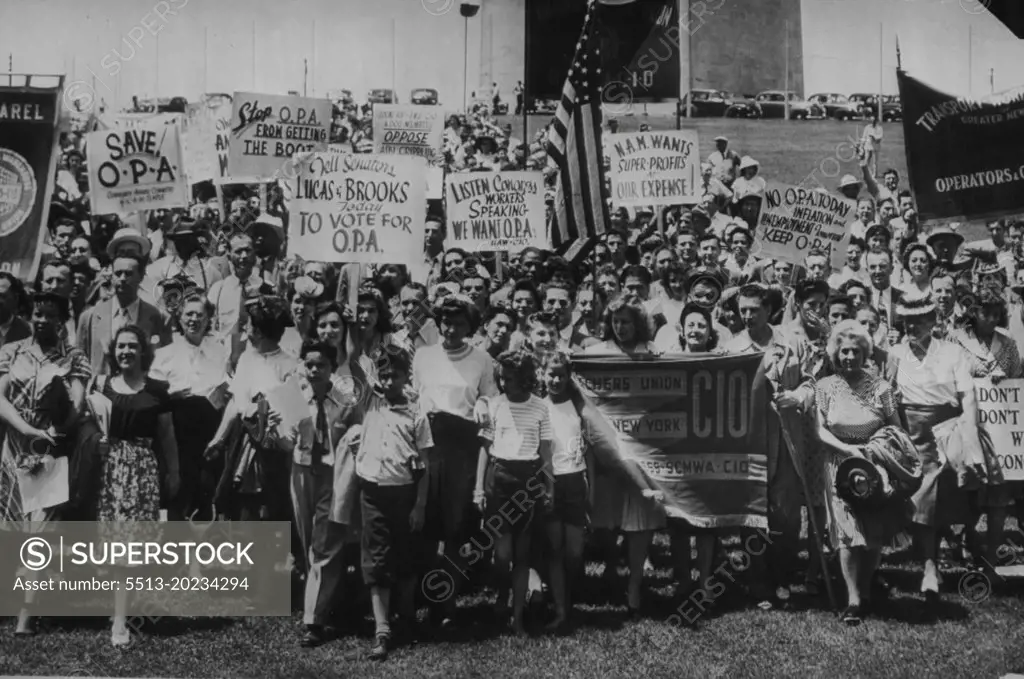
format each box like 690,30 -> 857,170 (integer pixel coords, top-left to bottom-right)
311,397 -> 329,469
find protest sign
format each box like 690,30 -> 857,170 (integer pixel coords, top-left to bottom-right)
445,171 -> 546,252
0,84 -> 61,281
753,181 -> 855,269
976,378 -> 1024,482
227,92 -> 331,180
607,130 -> 699,207
372,104 -> 445,164
285,153 -> 425,265
573,353 -> 768,528
898,70 -> 1024,225
86,121 -> 189,215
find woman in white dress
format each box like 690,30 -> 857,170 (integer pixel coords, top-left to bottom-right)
582,295 -> 665,615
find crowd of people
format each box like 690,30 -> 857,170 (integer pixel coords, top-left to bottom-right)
3,102 -> 1024,663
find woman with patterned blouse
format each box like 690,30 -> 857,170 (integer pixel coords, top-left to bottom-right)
815,320 -> 907,626
0,292 -> 90,635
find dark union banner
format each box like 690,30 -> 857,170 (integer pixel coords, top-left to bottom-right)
526,0 -> 680,104
897,69 -> 1024,225
0,84 -> 62,281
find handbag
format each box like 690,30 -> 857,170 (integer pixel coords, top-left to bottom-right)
68,376 -> 111,509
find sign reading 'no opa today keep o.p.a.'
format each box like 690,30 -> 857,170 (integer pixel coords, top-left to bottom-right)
753,181 -> 856,269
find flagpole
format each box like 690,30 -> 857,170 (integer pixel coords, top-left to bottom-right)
784,20 -> 790,120
155,31 -> 160,97
392,18 -> 398,98
252,19 -> 257,91
203,26 -> 209,94
311,21 -> 316,97
878,22 -> 883,120
523,1 -> 530,148
968,25 -> 973,96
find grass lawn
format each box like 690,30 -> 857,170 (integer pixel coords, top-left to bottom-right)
497,113 -> 989,244
4,530 -> 1024,679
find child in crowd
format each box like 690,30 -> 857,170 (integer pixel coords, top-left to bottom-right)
355,347 -> 433,661
475,350 -> 553,636
540,351 -> 591,631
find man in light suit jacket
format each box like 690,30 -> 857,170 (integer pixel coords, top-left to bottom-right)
77,255 -> 172,375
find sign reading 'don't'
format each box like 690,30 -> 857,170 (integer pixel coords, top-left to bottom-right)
976,377 -> 1024,482
284,152 -> 425,265
85,121 -> 189,215
227,92 -> 331,180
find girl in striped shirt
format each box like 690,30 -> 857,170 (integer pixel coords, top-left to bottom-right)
475,349 -> 553,636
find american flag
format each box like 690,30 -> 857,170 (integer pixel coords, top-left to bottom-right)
546,0 -> 609,251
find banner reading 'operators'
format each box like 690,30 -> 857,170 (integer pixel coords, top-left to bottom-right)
608,130 -> 700,207
285,153 -> 425,265
573,353 -> 768,528
898,69 -> 1024,224
446,172 -> 546,252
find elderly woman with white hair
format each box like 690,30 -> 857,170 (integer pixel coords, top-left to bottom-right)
814,319 -> 907,626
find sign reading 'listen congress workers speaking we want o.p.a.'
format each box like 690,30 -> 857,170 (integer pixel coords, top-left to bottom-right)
446,172 -> 546,252
284,153 -> 425,265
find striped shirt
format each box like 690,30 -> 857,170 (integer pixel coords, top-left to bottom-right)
481,394 -> 553,462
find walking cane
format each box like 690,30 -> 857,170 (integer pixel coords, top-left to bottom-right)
773,401 -> 839,612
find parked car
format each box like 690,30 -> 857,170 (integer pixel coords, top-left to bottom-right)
410,88 -> 440,105
367,89 -> 397,105
753,91 -> 825,120
847,93 -> 902,122
881,95 -> 902,122
725,93 -> 762,118
808,93 -> 861,120
677,90 -> 761,118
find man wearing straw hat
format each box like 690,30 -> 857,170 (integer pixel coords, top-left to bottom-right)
707,135 -> 739,186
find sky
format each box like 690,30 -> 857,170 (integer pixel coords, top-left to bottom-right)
1,0 -> 1022,109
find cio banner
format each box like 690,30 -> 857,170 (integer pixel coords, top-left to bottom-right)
573,353 -> 768,528
86,121 -> 189,214
285,153 -> 426,265
227,91 -> 331,180
976,378 -> 1024,482
753,181 -> 855,269
0,84 -> 61,281
446,171 -> 546,252
898,69 -> 1024,225
0,521 -> 291,617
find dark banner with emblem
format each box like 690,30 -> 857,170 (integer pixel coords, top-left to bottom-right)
897,69 -> 1024,225
526,0 -> 680,104
0,85 -> 62,281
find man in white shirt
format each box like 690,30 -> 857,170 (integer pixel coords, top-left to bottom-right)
707,136 -> 739,186
725,284 -> 781,353
848,198 -> 876,241
207,233 -> 263,344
